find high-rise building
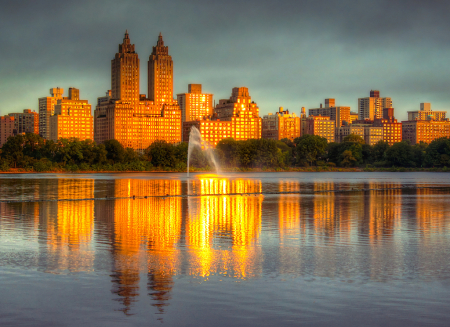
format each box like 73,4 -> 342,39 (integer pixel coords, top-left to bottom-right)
111,31 -> 139,105
94,32 -> 181,151
262,107 -> 300,141
148,33 -> 174,105
336,124 -> 383,145
349,112 -> 359,124
177,84 -> 213,122
50,88 -> 93,141
304,116 -> 335,143
358,90 -> 392,120
8,109 -> 39,135
182,87 -> 261,146
39,87 -> 64,139
0,115 -> 15,147
407,103 -> 447,121
308,99 -> 350,128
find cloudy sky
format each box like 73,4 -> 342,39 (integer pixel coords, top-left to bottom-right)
0,0 -> 449,120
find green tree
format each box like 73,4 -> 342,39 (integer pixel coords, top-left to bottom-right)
1,135 -> 25,168
341,150 -> 357,167
372,140 -> 390,163
386,141 -> 415,167
293,134 -> 328,166
145,140 -> 176,168
216,138 -> 239,167
104,139 -> 126,163
425,137 -> 450,167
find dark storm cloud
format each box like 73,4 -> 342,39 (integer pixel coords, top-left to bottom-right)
0,0 -> 449,118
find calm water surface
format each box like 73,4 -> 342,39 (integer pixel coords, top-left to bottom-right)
1,172 -> 450,326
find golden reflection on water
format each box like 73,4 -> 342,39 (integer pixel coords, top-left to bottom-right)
2,177 -> 450,315
187,176 -> 263,279
46,179 -> 95,273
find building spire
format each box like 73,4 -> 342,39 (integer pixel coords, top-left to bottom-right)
125,29 -> 129,38
157,32 -> 164,47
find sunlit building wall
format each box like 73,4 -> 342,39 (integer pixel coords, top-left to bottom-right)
94,32 -> 181,151
408,103 -> 447,121
177,84 -> 213,122
183,87 -> 261,147
358,90 -> 392,120
39,87 -> 64,139
50,88 -> 93,141
262,107 -> 300,141
402,120 -> 450,144
8,109 -> 39,135
308,99 -> 351,128
305,115 -> 335,143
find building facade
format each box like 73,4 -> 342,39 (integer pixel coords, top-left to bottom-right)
0,116 -> 15,147
39,87 -> 64,139
182,87 -> 261,146
177,84 -> 213,122
336,124 -> 383,145
8,109 -> 39,135
50,88 -> 93,141
358,90 -> 392,120
304,116 -> 335,143
372,108 -> 402,145
402,120 -> 450,145
308,99 -> 350,128
407,103 -> 447,121
94,32 -> 181,151
262,107 -> 300,141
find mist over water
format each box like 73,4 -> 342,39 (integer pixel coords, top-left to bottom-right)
187,126 -> 220,177
1,172 -> 450,326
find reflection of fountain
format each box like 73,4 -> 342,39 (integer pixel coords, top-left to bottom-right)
187,126 -> 220,177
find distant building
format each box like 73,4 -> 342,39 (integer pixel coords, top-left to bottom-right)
373,108 -> 402,145
308,98 -> 350,128
262,107 -> 300,141
402,120 -> 450,145
358,90 -> 392,120
349,112 -> 359,124
0,115 -> 15,147
182,87 -> 261,146
50,88 -> 93,141
39,87 -> 64,139
304,116 -> 335,143
336,124 -> 383,145
177,84 -> 213,122
407,103 -> 446,121
8,109 -> 39,135
94,32 -> 181,151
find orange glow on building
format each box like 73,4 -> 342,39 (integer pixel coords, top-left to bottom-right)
50,88 -> 93,141
183,87 -> 261,147
39,87 -> 64,139
308,99 -> 351,128
262,107 -> 301,141
95,32 -> 181,151
402,119 -> 450,145
177,84 -> 213,122
305,115 -> 335,143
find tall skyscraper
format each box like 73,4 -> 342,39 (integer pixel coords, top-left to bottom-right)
39,87 -> 64,139
148,33 -> 174,105
358,90 -> 392,120
94,32 -> 181,150
177,84 -> 213,122
50,88 -> 93,141
111,31 -> 140,105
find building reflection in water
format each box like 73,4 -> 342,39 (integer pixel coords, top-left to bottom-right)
3,177 -> 450,316
187,175 -> 263,279
44,179 -> 95,273
109,179 -> 182,315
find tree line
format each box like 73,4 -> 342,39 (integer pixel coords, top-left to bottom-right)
1,133 -> 450,172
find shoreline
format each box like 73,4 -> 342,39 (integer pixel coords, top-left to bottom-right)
0,167 -> 449,174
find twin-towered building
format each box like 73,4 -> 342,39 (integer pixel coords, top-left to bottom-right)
3,31 -> 450,150
94,32 -> 181,151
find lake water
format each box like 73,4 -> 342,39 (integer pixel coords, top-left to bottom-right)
1,172 -> 450,326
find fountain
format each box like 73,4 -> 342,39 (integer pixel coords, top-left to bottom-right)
187,126 -> 220,177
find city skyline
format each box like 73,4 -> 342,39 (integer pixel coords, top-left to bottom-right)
1,0 -> 450,120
